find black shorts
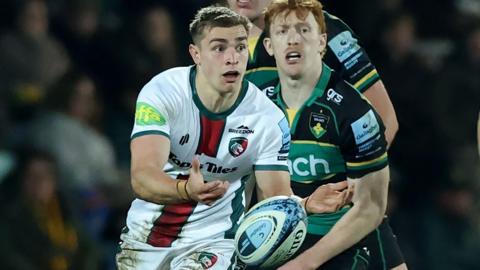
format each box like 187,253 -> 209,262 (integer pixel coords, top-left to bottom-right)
291,217 -> 405,270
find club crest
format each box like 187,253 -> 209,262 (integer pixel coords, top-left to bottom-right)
309,112 -> 329,139
198,251 -> 218,269
229,137 -> 248,157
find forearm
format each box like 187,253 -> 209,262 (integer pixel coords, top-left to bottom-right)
299,168 -> 389,267
302,202 -> 383,267
131,166 -> 186,204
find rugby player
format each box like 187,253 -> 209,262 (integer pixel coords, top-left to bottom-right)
261,0 -> 406,269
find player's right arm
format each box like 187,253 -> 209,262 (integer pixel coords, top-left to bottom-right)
131,136 -> 228,205
130,73 -> 228,205
325,12 -> 398,147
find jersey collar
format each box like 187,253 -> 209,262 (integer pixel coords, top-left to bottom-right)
273,62 -> 332,109
189,65 -> 249,119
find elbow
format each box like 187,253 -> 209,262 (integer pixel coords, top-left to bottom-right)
131,172 -> 148,200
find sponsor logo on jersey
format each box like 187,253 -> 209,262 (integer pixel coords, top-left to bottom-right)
262,86 -> 276,97
197,251 -> 218,269
228,125 -> 254,135
309,112 -> 329,139
179,134 -> 190,145
229,137 -> 248,157
135,102 -> 166,126
169,153 -> 238,174
328,31 -> 361,62
278,117 -> 291,154
288,154 -> 331,177
351,110 -> 380,145
326,89 -> 343,105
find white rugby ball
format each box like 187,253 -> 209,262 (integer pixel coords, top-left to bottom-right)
234,195 -> 308,268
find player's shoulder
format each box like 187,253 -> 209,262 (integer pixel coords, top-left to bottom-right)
140,66 -> 192,97
323,71 -> 365,108
323,11 -> 354,35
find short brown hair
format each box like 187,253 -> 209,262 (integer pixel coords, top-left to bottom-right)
264,0 -> 326,37
189,5 -> 250,45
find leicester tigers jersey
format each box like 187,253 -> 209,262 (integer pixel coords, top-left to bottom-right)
123,66 -> 290,248
245,11 -> 380,94
268,63 -> 388,235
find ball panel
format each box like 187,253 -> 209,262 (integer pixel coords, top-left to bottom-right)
234,196 -> 308,268
260,221 -> 307,268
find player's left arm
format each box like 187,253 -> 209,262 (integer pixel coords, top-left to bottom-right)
279,168 -> 389,270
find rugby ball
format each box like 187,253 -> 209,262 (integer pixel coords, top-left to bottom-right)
234,196 -> 308,268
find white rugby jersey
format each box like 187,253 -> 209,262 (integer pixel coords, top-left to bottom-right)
124,66 -> 290,248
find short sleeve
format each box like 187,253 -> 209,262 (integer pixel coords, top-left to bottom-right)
253,116 -> 290,172
324,13 -> 380,93
337,90 -> 388,178
131,78 -> 173,140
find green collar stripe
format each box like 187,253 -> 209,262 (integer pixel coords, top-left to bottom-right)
189,66 -> 248,119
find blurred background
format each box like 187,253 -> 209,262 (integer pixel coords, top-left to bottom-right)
0,0 -> 478,269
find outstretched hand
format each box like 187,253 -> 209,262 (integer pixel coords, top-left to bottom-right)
306,181 -> 353,214
186,156 -> 229,205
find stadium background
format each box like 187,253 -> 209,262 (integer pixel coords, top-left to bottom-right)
0,0 -> 478,269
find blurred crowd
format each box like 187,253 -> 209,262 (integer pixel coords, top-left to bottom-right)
0,0 -> 478,269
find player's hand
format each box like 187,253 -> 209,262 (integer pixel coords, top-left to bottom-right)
305,181 -> 353,214
186,156 -> 229,205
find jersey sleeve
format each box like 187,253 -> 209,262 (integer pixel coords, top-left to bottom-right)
324,12 -> 380,93
253,116 -> 290,172
336,84 -> 388,178
131,77 -> 175,140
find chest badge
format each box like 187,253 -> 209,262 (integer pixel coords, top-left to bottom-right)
309,112 -> 329,139
229,137 -> 248,157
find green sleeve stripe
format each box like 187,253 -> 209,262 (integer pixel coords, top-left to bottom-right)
353,70 -> 380,93
346,154 -> 388,171
131,130 -> 170,140
253,164 -> 289,171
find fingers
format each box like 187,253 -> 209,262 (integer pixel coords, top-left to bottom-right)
192,180 -> 230,205
190,155 -> 201,174
327,180 -> 348,191
199,181 -> 230,205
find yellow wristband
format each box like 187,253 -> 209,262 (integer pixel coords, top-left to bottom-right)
176,180 -> 189,201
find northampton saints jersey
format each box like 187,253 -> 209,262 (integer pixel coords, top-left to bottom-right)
268,63 -> 388,235
123,66 -> 290,248
245,11 -> 380,94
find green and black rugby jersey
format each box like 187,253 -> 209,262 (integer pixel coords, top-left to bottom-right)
269,63 -> 388,235
245,11 -> 380,94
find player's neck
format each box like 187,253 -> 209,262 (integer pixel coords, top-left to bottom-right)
249,17 -> 264,39
279,64 -> 323,109
195,71 -> 241,113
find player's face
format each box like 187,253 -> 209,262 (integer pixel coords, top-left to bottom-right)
190,25 -> 249,93
264,11 -> 326,79
227,0 -> 271,21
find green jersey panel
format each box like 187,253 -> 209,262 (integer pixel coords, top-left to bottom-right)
268,63 -> 388,235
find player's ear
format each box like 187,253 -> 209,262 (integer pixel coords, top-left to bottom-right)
318,33 -> 327,54
189,44 -> 201,65
263,37 -> 274,56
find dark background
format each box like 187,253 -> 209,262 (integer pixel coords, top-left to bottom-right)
0,0 -> 479,269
